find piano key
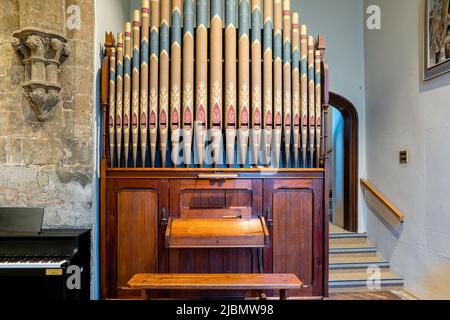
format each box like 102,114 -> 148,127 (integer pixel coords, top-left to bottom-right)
0,257 -> 68,269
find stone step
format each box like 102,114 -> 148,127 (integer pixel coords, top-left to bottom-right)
329,242 -> 376,250
329,271 -> 404,292
329,274 -> 404,293
329,233 -> 369,245
330,245 -> 378,258
329,263 -> 390,274
330,255 -> 390,268
329,271 -> 403,282
329,283 -> 405,293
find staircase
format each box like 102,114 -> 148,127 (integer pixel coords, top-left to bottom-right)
329,228 -> 404,293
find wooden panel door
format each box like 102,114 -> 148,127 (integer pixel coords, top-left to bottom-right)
117,190 -> 159,296
264,179 -> 324,298
104,179 -> 169,299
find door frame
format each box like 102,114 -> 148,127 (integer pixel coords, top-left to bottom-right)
329,92 -> 359,232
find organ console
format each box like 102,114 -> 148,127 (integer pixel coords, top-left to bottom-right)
100,0 -> 330,300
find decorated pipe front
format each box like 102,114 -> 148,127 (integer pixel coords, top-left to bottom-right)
225,0 -> 237,167
116,33 -> 124,168
149,0 -> 159,167
123,23 -> 132,168
210,0 -> 223,166
263,0 -> 273,167
140,0 -> 150,167
195,0 -> 208,167
273,0 -> 282,168
182,0 -> 194,167
131,10 -> 140,167
292,12 -> 300,167
282,0 -> 291,168
171,0 -> 183,167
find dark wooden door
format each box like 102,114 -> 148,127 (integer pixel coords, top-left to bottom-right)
264,179 -> 324,298
104,179 -> 169,299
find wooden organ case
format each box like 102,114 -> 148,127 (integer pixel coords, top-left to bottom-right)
100,0 -> 330,300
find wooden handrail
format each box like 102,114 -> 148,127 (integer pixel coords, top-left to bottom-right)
360,179 -> 405,223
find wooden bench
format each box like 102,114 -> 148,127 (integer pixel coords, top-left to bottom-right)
128,273 -> 302,300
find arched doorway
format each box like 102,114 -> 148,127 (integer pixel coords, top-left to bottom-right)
329,92 -> 359,232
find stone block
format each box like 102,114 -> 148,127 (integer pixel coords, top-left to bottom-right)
0,0 -> 19,33
18,0 -> 65,34
0,111 -> 21,136
22,138 -> 62,165
61,135 -> 92,165
0,185 -> 24,205
7,138 -> 23,164
56,165 -> 92,187
0,165 -> 38,190
0,93 -> 22,112
74,67 -> 93,96
0,138 -> 6,163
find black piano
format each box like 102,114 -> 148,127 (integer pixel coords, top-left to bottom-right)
0,208 -> 90,300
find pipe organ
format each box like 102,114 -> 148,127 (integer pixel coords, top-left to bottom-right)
104,0 -> 326,169
101,0 -> 330,300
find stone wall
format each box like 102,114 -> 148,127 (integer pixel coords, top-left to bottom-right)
0,0 -> 94,228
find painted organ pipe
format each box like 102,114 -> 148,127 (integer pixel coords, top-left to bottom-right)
263,0 -> 273,167
308,35 -> 315,167
282,0 -> 291,167
315,49 -> 322,167
116,33 -> 123,168
102,2 -> 327,169
251,0 -> 262,166
292,12 -> 300,168
149,0 -> 159,167
131,10 -> 140,167
225,0 -> 237,166
210,0 -> 223,166
238,0 -> 250,167
273,0 -> 282,168
300,24 -> 308,167
123,23 -> 131,168
182,0 -> 194,167
109,46 -> 116,167
140,1 -> 150,167
159,0 -> 170,168
171,0 -> 183,167
196,0 -> 208,167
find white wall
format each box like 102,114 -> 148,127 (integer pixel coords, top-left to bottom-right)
93,0 -> 130,299
294,0 -> 367,232
364,0 -> 450,299
332,109 -> 345,228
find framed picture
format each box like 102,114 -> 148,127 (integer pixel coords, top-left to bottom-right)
425,0 -> 450,80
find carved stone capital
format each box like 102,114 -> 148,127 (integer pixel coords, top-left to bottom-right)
12,28 -> 70,121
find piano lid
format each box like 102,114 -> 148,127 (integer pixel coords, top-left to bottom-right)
0,208 -> 44,235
